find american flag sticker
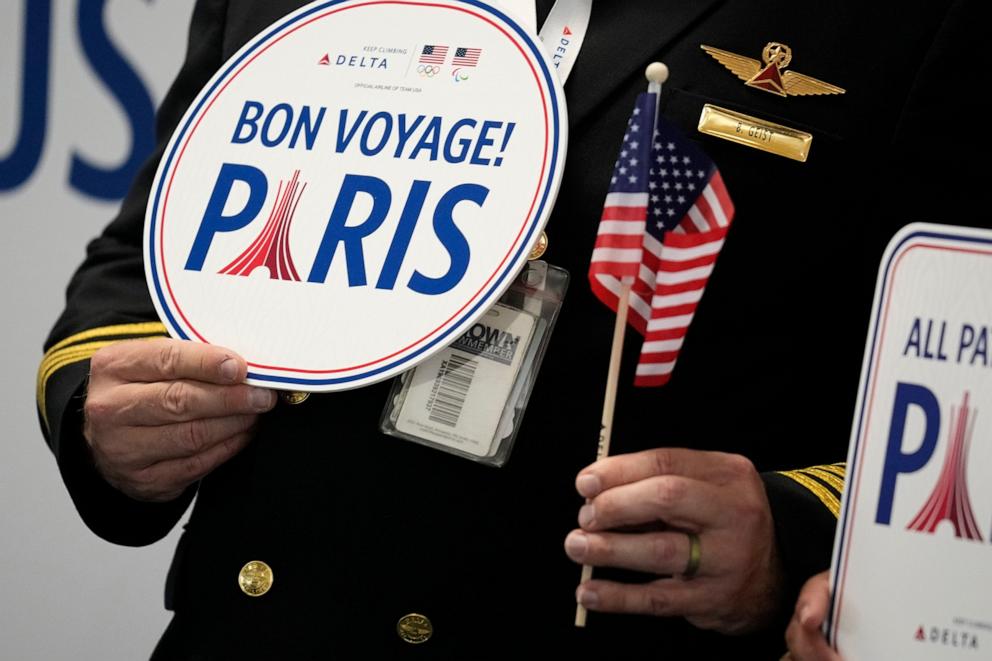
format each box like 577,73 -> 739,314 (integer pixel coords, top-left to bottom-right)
419,44 -> 449,64
452,47 -> 482,67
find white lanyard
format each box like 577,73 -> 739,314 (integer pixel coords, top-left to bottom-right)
498,0 -> 593,85
538,0 -> 592,84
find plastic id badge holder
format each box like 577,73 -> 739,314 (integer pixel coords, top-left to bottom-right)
381,261 -> 568,466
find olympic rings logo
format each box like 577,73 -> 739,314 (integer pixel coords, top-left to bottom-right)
417,64 -> 440,77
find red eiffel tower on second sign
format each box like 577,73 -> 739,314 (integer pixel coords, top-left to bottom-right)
906,392 -> 984,541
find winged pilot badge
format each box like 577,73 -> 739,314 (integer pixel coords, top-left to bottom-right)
701,42 -> 845,98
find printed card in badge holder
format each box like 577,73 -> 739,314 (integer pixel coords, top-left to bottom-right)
381,260 -> 568,466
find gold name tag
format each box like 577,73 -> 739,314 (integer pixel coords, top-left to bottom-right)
697,104 -> 813,162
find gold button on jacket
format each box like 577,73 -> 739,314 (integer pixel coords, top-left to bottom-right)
238,561 -> 273,597
396,613 -> 432,644
280,391 -> 310,405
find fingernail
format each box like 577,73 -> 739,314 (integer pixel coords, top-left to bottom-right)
578,504 -> 596,528
251,388 -> 275,411
220,358 -> 239,382
564,531 -> 588,560
799,604 -> 812,626
576,474 -> 601,498
577,586 -> 599,608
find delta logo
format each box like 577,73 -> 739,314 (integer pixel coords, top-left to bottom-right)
317,51 -> 390,69
915,624 -> 980,650
549,25 -> 573,70
319,45 -> 409,67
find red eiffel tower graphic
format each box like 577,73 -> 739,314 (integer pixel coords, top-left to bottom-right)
906,392 -> 984,540
219,170 -> 305,281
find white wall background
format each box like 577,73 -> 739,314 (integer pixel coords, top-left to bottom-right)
1,1 -> 197,658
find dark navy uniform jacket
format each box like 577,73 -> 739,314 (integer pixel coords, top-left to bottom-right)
37,0 -> 982,657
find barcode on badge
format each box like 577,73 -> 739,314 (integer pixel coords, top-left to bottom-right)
426,354 -> 478,427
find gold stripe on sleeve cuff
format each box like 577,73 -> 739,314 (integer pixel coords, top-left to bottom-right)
802,467 -> 845,494
37,323 -> 168,430
778,469 -> 841,517
45,321 -> 167,354
817,463 -> 847,479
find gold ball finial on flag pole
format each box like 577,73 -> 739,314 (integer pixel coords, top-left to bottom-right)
645,61 -> 669,84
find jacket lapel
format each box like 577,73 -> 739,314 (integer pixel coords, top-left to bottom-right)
562,0 -> 726,126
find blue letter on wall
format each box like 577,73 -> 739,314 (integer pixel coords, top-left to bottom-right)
70,0 -> 156,200
0,0 -> 51,192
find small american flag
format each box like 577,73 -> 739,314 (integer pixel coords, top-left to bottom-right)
589,92 -> 734,386
419,44 -> 448,64
452,47 -> 482,67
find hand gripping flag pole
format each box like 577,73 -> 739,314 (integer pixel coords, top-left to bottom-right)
575,62 -> 735,627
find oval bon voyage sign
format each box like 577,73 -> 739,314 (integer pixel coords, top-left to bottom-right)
144,0 -> 567,391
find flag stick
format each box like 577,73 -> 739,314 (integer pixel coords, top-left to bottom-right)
575,62 -> 669,628
575,280 -> 631,627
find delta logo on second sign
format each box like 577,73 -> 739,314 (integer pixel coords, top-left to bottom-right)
914,624 -> 980,651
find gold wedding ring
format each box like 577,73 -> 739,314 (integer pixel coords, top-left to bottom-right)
682,532 -> 701,579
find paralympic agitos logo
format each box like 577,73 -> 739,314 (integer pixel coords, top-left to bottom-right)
182,99 -> 519,295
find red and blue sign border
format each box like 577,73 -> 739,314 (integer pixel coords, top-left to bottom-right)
144,0 -> 566,388
827,223 -> 992,647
